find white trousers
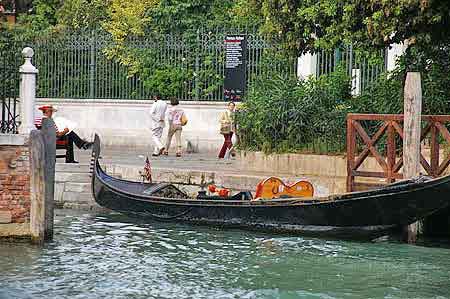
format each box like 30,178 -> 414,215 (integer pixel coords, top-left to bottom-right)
152,126 -> 164,154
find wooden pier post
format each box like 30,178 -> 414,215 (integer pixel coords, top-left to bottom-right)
403,72 -> 422,244
30,117 -> 56,243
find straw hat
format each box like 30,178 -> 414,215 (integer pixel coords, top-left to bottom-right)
38,105 -> 58,112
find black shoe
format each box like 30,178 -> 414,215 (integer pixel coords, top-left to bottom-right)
66,160 -> 79,164
152,153 -> 159,157
82,142 -> 94,150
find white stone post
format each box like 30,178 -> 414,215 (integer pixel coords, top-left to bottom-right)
387,43 -> 407,72
297,52 -> 317,80
351,68 -> 361,96
19,47 -> 39,135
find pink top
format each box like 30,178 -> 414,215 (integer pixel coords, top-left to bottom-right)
168,107 -> 185,126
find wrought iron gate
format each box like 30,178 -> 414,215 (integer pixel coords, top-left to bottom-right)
0,47 -> 20,134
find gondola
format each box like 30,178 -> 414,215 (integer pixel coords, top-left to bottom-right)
90,134 -> 450,240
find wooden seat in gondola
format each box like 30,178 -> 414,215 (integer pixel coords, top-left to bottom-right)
143,183 -> 188,199
196,190 -> 253,201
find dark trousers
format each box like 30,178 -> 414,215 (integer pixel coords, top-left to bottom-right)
218,132 -> 233,158
59,131 -> 86,162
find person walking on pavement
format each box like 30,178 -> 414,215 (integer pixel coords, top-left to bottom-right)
218,101 -> 235,159
150,95 -> 168,156
163,97 -> 187,157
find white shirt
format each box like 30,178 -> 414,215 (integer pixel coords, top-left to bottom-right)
150,100 -> 168,129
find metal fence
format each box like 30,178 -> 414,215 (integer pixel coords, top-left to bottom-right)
1,30 -> 388,102
316,46 -> 387,91
12,29 -> 296,101
0,47 -> 20,134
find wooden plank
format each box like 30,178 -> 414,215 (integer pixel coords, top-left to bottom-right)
353,170 -> 403,179
348,114 -> 405,121
420,154 -> 432,175
420,123 -> 431,141
392,121 -> 404,139
353,122 -> 389,170
393,157 -> 403,173
387,121 -> 396,183
347,113 -> 450,122
438,154 -> 450,175
346,118 -> 356,192
353,121 -> 388,171
435,122 -> 450,143
430,123 -> 439,176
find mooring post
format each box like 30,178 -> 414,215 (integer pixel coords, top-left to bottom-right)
403,72 -> 422,244
30,118 -> 56,244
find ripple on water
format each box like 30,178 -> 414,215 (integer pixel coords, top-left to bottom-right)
1,210 -> 450,299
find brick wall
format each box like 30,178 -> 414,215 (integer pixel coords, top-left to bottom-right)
0,143 -> 31,224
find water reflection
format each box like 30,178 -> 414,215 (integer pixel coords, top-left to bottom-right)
0,210 -> 450,299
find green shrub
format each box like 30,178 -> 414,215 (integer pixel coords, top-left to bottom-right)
236,67 -> 352,153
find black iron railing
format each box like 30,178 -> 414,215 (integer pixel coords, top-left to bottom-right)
0,45 -> 20,134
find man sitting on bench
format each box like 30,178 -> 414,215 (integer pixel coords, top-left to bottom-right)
35,105 -> 93,163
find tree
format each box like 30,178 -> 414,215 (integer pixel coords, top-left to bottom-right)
57,0 -> 110,30
257,0 -> 450,55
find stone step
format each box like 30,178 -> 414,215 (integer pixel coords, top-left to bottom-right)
55,172 -> 91,183
62,191 -> 94,203
64,182 -> 91,193
56,163 -> 90,173
61,202 -> 108,212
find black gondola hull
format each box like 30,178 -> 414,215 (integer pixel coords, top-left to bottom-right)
92,154 -> 450,239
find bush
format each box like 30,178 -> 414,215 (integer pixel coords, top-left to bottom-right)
236,67 -> 351,153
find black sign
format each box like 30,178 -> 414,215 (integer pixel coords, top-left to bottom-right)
224,35 -> 247,101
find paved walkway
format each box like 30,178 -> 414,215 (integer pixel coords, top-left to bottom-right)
71,146 -> 301,178
74,146 -> 243,173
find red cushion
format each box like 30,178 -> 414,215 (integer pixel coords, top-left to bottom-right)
56,140 -> 68,146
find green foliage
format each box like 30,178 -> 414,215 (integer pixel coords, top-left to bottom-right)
57,0 -> 110,30
237,41 -> 450,155
141,65 -> 188,98
236,67 -> 351,153
147,0 -> 233,34
399,44 -> 450,115
256,0 -> 450,56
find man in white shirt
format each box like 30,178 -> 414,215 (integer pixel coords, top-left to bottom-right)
150,95 -> 168,156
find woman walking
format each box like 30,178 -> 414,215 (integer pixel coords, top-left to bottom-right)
218,101 -> 235,159
163,98 -> 187,157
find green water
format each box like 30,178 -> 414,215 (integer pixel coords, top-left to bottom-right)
1,210 -> 450,299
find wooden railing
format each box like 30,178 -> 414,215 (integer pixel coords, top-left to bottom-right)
346,114 -> 450,192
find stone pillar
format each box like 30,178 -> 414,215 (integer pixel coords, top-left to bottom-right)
297,52 -> 317,80
19,47 -> 39,135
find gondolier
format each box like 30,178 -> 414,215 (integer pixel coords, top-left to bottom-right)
35,105 -> 93,163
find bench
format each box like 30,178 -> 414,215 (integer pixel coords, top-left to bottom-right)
56,135 -> 69,160
35,116 -> 69,160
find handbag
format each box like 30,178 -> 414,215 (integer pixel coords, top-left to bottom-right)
220,122 -> 232,134
181,113 -> 188,126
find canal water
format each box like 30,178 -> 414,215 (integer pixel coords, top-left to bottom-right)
1,210 -> 450,299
